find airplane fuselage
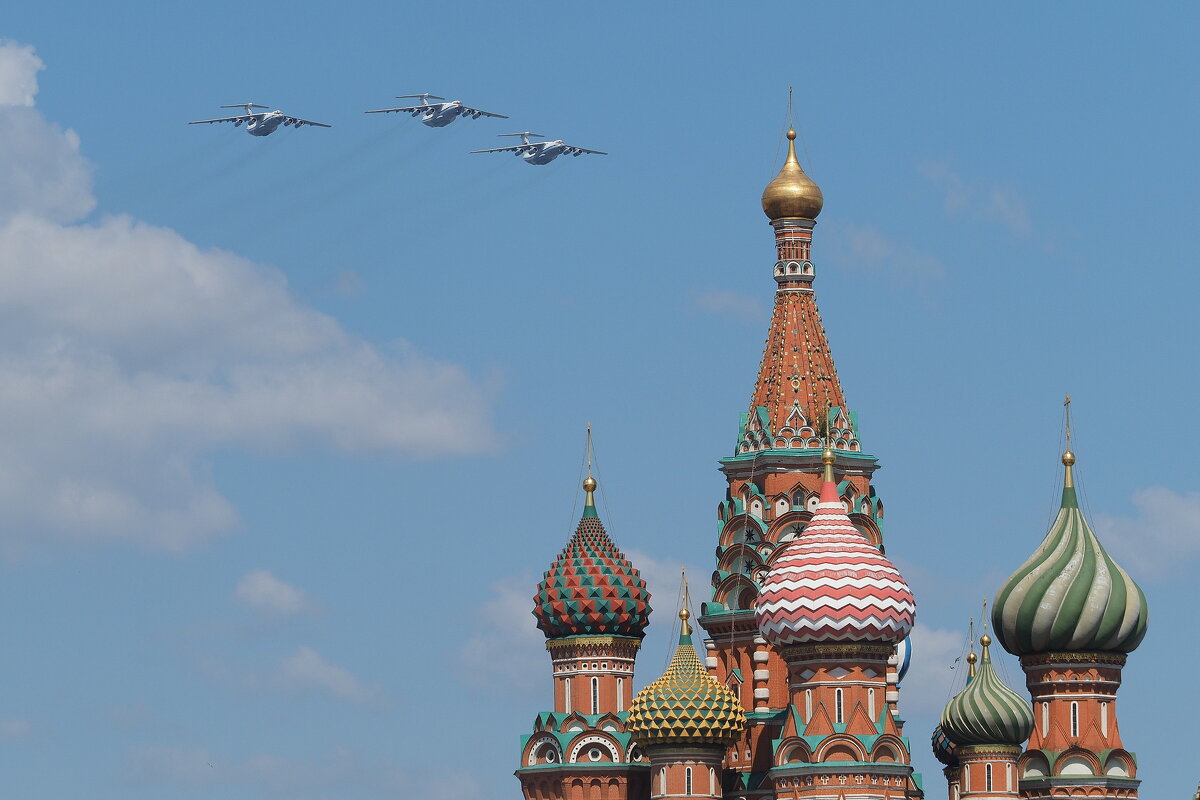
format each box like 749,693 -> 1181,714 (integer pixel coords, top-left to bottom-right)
242,111 -> 285,136
523,141 -> 567,165
420,102 -> 464,127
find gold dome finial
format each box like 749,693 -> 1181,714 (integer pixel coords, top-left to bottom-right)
582,422 -> 598,505
980,633 -> 992,649
679,568 -> 692,636
761,124 -> 823,221
1062,394 -> 1075,488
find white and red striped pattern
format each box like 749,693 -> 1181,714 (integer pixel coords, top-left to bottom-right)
755,479 -> 915,646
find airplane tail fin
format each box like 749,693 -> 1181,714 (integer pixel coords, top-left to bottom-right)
498,131 -> 544,145
394,93 -> 445,103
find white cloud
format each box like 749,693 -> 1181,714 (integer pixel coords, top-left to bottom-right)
0,40 -> 42,107
692,290 -> 766,325
0,717 -> 32,740
459,574 -> 545,690
920,161 -> 1031,236
280,646 -> 375,703
623,547 -> 704,620
896,622 -> 969,716
0,40 -> 496,554
825,222 -> 945,287
235,569 -> 309,615
1095,486 -> 1200,578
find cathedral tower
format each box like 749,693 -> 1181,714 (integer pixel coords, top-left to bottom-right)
627,595 -> 746,799
517,471 -> 653,800
991,446 -> 1148,800
699,128 -> 910,799
940,633 -> 1035,800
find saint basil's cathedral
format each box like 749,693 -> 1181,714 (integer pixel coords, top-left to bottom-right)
513,127 -> 1150,800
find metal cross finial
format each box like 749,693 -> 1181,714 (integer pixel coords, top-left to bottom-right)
1064,394 -> 1072,449
586,421 -> 593,478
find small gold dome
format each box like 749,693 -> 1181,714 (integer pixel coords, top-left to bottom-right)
582,476 -> 597,492
1062,450 -> 1075,467
761,128 -> 823,221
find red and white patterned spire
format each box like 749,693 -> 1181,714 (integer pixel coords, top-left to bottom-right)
754,447 -> 915,646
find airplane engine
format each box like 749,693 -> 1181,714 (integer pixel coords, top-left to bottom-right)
234,119 -> 243,127
473,112 -> 482,119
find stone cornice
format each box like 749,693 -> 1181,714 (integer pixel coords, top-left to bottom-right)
780,642 -> 894,662
1019,651 -> 1127,668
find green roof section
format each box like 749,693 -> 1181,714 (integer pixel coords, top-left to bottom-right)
941,638 -> 1034,746
993,452 -> 1148,656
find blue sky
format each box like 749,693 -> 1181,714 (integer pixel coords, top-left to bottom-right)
1,3 -> 1198,798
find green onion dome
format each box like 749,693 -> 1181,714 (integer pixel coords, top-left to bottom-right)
533,477 -> 651,639
941,635 -> 1034,747
992,451 -> 1148,656
627,608 -> 746,747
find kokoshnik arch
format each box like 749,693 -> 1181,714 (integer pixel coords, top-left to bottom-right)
512,126 -> 1149,800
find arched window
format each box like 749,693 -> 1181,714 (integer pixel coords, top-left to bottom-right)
985,763 -> 993,792
963,764 -> 970,787
564,678 -> 571,713
1006,762 -> 1012,790
591,677 -> 599,715
1042,702 -> 1049,735
685,767 -> 693,795
709,767 -> 716,795
1070,701 -> 1079,737
1101,701 -> 1108,736
659,767 -> 666,795
617,677 -> 624,712
805,689 -> 813,722
868,688 -> 876,720
835,688 -> 844,724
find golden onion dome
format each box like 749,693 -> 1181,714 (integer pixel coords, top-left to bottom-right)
626,608 -> 745,747
761,128 -> 824,221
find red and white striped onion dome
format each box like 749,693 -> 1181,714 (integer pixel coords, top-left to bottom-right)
755,461 -> 915,646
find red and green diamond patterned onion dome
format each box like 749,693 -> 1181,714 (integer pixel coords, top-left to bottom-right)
941,635 -> 1034,747
755,450 -> 915,646
930,724 -> 958,767
627,608 -> 746,747
533,477 -> 652,639
992,451 -> 1148,656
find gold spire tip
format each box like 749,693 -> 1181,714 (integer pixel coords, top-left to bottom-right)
787,127 -> 797,141
980,633 -> 992,648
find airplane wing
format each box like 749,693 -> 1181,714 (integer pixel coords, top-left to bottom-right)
188,114 -> 254,125
364,104 -> 431,114
563,145 -> 607,156
459,106 -> 509,119
284,116 -> 331,128
469,144 -> 536,154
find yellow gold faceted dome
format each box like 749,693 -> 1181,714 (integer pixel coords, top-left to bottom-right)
626,610 -> 746,747
761,128 -> 823,221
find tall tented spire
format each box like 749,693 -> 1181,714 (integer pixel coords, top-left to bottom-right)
735,127 -> 861,457
992,448 -> 1148,656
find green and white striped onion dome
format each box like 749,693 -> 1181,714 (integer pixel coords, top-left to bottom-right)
627,609 -> 746,747
992,451 -> 1148,656
941,635 -> 1034,746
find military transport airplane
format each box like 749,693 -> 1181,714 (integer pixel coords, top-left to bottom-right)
364,94 -> 508,127
188,103 -> 332,136
469,132 -> 607,165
